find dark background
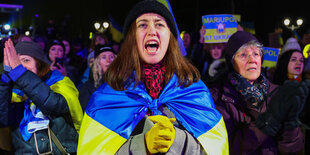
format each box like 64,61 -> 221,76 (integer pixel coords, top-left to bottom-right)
1,0 -> 309,46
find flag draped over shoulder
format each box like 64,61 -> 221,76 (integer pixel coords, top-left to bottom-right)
12,70 -> 83,141
78,74 -> 228,154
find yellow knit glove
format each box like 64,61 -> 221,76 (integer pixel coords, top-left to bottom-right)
145,115 -> 176,154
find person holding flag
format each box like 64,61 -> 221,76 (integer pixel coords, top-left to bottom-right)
77,0 -> 228,154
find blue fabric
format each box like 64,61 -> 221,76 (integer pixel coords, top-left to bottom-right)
3,65 -> 12,72
18,70 -> 64,141
86,74 -> 222,139
1,73 -> 11,83
8,65 -> 27,82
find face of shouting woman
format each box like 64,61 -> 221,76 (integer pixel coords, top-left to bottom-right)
136,13 -> 171,64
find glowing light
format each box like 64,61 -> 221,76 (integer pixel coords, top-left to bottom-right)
297,19 -> 303,26
25,31 -> 30,36
94,22 -> 100,30
103,22 -> 109,29
4,24 -> 11,30
284,19 -> 290,26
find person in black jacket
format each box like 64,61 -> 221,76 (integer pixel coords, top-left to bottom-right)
0,39 -> 83,154
79,45 -> 116,111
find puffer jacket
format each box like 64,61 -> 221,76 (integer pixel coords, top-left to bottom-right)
0,65 -> 83,154
208,75 -> 304,155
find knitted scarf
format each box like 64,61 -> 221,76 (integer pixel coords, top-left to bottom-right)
228,72 -> 269,108
141,62 -> 166,99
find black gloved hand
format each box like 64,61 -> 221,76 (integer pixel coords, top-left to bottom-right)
256,80 -> 310,136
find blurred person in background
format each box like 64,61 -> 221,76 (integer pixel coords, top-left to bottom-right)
79,45 -> 116,111
47,39 -> 79,84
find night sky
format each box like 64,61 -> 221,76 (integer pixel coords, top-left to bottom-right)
1,0 -> 310,45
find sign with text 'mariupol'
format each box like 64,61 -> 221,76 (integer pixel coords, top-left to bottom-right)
202,14 -> 238,43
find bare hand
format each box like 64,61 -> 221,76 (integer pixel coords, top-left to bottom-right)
50,63 -> 67,76
199,25 -> 206,43
4,39 -> 21,69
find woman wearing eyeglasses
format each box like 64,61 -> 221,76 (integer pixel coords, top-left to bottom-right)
208,31 -> 307,154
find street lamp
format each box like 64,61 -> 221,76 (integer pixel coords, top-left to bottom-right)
94,22 -> 101,30
283,18 -> 303,31
103,21 -> 109,29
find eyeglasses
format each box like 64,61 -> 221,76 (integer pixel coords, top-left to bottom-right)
234,51 -> 262,60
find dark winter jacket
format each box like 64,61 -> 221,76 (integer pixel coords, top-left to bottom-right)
79,78 -> 96,111
0,66 -> 83,154
208,75 -> 304,155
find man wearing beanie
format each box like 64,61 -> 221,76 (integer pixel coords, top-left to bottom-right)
78,0 -> 228,154
208,31 -> 307,154
0,39 -> 83,154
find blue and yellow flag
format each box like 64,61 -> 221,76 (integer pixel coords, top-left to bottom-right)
78,74 -> 228,154
108,15 -> 123,43
157,0 -> 187,56
12,70 -> 83,141
202,14 -> 238,43
262,47 -> 280,68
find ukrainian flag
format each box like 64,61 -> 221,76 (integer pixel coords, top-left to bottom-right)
108,15 -> 123,43
12,70 -> 83,138
77,74 -> 228,154
157,0 -> 187,56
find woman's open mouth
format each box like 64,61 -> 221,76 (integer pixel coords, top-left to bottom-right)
145,41 -> 159,54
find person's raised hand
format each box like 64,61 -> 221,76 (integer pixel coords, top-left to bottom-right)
4,39 -> 21,69
199,25 -> 206,43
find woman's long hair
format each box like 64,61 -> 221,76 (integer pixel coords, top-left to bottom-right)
273,50 -> 304,85
35,58 -> 51,78
105,22 -> 200,90
92,56 -> 104,88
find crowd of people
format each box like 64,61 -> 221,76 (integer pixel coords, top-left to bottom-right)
1,0 -> 310,154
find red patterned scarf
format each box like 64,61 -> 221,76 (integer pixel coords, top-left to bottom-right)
288,73 -> 302,82
141,62 -> 166,99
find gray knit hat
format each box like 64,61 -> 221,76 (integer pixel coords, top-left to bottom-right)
15,41 -> 51,65
281,37 -> 301,54
123,0 -> 178,38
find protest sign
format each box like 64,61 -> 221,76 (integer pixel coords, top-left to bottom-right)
202,14 -> 238,43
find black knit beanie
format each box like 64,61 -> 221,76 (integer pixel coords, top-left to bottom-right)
224,31 -> 261,70
123,0 -> 178,38
94,45 -> 116,58
46,39 -> 65,55
15,41 -> 51,65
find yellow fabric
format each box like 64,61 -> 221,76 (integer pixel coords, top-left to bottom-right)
109,25 -> 123,43
50,76 -> 83,133
262,60 -> 277,68
197,117 -> 229,155
146,115 -> 176,154
303,44 -> 310,58
11,93 -> 25,103
77,113 -> 127,155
